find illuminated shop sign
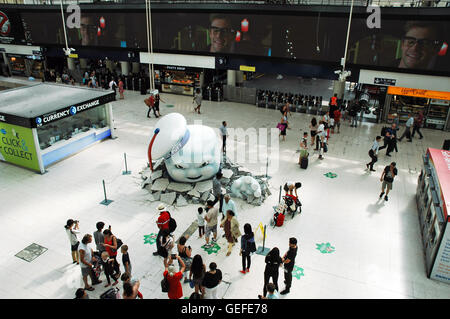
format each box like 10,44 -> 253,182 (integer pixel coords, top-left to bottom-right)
35,99 -> 101,127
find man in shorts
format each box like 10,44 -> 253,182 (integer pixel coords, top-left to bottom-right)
380,162 -> 398,202
204,200 -> 219,248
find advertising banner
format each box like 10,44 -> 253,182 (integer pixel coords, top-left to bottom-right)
430,223 -> 450,284
0,122 -> 40,171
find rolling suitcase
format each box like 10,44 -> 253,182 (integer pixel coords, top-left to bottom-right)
300,156 -> 308,169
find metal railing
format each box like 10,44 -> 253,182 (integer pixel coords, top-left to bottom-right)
1,0 -> 449,7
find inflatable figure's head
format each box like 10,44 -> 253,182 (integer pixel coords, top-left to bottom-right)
148,113 -> 221,183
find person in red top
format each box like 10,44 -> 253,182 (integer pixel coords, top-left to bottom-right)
333,108 -> 342,134
163,256 -> 186,299
145,94 -> 155,118
153,204 -> 171,256
412,111 -> 424,139
102,229 -> 121,277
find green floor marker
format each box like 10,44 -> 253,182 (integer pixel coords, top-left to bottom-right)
143,233 -> 158,245
201,242 -> 221,255
165,104 -> 174,108
316,242 -> 335,254
324,172 -> 338,179
292,266 -> 305,280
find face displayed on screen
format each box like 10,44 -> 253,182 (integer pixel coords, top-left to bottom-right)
80,16 -> 97,46
209,16 -> 234,53
399,23 -> 442,69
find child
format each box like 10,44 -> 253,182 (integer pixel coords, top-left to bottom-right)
121,273 -> 143,299
121,245 -> 132,276
330,117 -> 335,134
101,251 -> 120,288
197,207 -> 205,238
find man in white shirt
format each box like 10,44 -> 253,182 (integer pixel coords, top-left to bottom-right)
398,113 -> 414,142
317,121 -> 326,160
222,194 -> 237,217
366,136 -> 382,172
220,121 -> 228,153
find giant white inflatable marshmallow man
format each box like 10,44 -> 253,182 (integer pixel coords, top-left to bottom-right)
148,113 -> 221,183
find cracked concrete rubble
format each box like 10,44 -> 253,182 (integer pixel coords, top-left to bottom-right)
140,158 -> 271,207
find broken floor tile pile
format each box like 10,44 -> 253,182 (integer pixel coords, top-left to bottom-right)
140,158 -> 272,207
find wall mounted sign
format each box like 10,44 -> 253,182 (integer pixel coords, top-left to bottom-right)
388,86 -> 450,101
374,77 -> 396,86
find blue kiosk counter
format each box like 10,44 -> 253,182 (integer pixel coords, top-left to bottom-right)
0,83 -> 116,174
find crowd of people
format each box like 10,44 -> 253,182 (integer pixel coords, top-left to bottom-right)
66,169 -> 301,299
66,219 -> 141,299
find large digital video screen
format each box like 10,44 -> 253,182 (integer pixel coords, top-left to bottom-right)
16,9 -> 450,74
346,18 -> 450,72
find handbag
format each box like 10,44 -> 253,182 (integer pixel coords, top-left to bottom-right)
161,274 -> 170,293
111,237 -> 123,253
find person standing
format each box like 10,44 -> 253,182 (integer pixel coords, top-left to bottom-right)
109,78 -> 117,98
334,108 -> 342,134
222,194 -> 237,217
380,162 -> 398,202
197,207 -> 205,238
212,172 -> 224,217
177,236 -> 192,282
412,111 -> 424,139
279,113 -> 288,142
154,93 -> 164,118
204,200 -> 219,248
220,210 -> 241,256
65,219 -> 80,264
220,121 -> 228,153
100,251 -> 120,288
102,229 -> 121,276
121,245 -> 132,277
309,117 -> 318,148
398,113 -> 413,142
164,256 -> 186,299
240,223 -> 256,274
146,93 -> 156,118
78,234 -> 102,291
193,88 -> 202,114
366,136 -> 382,172
202,262 -> 222,299
189,254 -> 206,296
153,204 -> 170,256
280,237 -> 298,295
118,77 -> 124,100
298,132 -> 309,164
386,123 -> 399,156
262,247 -> 283,298
93,221 -> 106,255
349,101 -> 359,128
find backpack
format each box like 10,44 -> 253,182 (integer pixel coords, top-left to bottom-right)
100,287 -> 120,299
111,237 -> 123,253
167,212 -> 177,233
248,237 -> 257,253
276,213 -> 285,227
161,274 -> 170,293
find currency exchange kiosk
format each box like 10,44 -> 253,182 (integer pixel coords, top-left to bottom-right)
0,83 -> 115,174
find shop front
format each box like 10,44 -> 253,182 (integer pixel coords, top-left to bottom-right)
417,148 -> 450,284
155,65 -> 202,96
0,83 -> 115,174
7,53 -> 44,79
385,86 -> 450,131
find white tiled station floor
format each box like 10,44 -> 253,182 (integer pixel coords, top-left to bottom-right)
1,79 -> 450,299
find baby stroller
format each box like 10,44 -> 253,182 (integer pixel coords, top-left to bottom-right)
270,195 -> 302,227
284,194 -> 302,218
